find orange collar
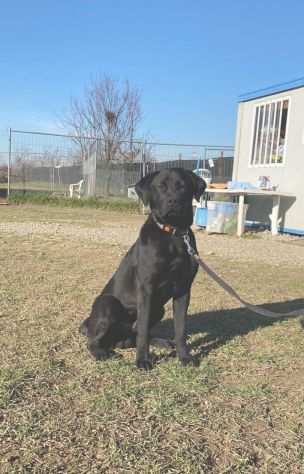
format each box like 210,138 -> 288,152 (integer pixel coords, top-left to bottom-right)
152,214 -> 189,237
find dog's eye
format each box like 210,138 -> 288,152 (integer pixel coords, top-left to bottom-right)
158,183 -> 167,191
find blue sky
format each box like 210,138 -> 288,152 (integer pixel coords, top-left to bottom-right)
0,0 -> 303,150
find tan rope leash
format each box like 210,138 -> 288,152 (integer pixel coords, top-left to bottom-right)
183,234 -> 304,319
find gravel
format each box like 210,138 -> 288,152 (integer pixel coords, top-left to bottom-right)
1,220 -> 304,267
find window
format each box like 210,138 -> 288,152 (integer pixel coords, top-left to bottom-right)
250,97 -> 289,166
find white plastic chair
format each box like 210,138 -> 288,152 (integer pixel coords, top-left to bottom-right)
69,179 -> 84,199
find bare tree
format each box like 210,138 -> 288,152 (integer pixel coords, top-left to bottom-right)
62,76 -> 142,162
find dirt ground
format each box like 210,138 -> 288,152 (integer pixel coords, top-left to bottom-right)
1,205 -> 304,473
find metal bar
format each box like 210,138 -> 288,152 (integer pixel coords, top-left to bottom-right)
10,130 -> 234,149
7,128 -> 12,197
10,129 -> 98,141
255,107 -> 262,165
258,105 -> 266,165
4,151 -> 80,158
254,105 -> 263,165
131,142 -> 233,149
251,106 -> 259,165
93,139 -> 97,195
274,100 -> 283,163
263,104 -> 271,164
142,141 -> 146,177
269,101 -> 277,164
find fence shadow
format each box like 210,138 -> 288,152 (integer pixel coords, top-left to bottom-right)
151,298 -> 304,362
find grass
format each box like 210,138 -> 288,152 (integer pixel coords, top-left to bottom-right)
241,231 -> 260,239
0,206 -> 304,473
8,191 -> 141,212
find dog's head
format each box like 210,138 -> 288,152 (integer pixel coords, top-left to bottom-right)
135,168 -> 206,228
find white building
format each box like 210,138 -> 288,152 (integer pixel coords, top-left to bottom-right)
233,78 -> 304,235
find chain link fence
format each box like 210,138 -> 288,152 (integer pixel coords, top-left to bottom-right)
141,143 -> 234,182
7,130 -> 84,196
6,129 -> 234,198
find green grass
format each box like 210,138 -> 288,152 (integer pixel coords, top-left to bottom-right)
241,232 -> 260,239
0,368 -> 35,409
8,191 -> 141,212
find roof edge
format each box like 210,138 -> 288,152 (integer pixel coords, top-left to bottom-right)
239,76 -> 304,102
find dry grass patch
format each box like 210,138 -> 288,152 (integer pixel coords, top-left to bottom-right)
1,205 -> 304,473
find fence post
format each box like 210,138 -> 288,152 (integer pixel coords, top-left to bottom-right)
218,151 -> 225,182
7,128 -> 12,198
93,138 -> 97,196
141,141 -> 149,215
203,147 -> 207,170
141,141 -> 146,178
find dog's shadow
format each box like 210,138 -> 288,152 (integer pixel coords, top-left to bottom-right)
151,298 -> 304,362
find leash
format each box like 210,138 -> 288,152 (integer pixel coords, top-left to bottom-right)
150,213 -> 303,318
182,233 -> 304,319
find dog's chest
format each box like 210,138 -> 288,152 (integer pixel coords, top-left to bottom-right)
169,247 -> 187,271
168,239 -> 190,268
163,239 -> 196,291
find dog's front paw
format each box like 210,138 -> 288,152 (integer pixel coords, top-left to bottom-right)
136,359 -> 153,370
179,355 -> 199,367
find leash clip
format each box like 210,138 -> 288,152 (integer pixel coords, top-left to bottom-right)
183,233 -> 196,257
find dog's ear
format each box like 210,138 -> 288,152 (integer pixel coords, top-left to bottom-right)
186,170 -> 207,201
135,171 -> 159,205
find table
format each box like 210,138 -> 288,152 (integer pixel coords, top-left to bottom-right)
204,188 -> 295,237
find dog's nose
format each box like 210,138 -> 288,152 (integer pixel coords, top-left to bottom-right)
168,197 -> 177,206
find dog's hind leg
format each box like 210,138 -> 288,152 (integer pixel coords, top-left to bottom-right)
81,294 -> 133,360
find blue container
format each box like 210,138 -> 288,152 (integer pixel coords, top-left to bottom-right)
194,207 -> 208,227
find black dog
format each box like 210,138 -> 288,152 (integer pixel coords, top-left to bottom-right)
80,168 -> 206,369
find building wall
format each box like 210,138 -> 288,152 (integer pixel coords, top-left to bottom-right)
233,87 -> 304,233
